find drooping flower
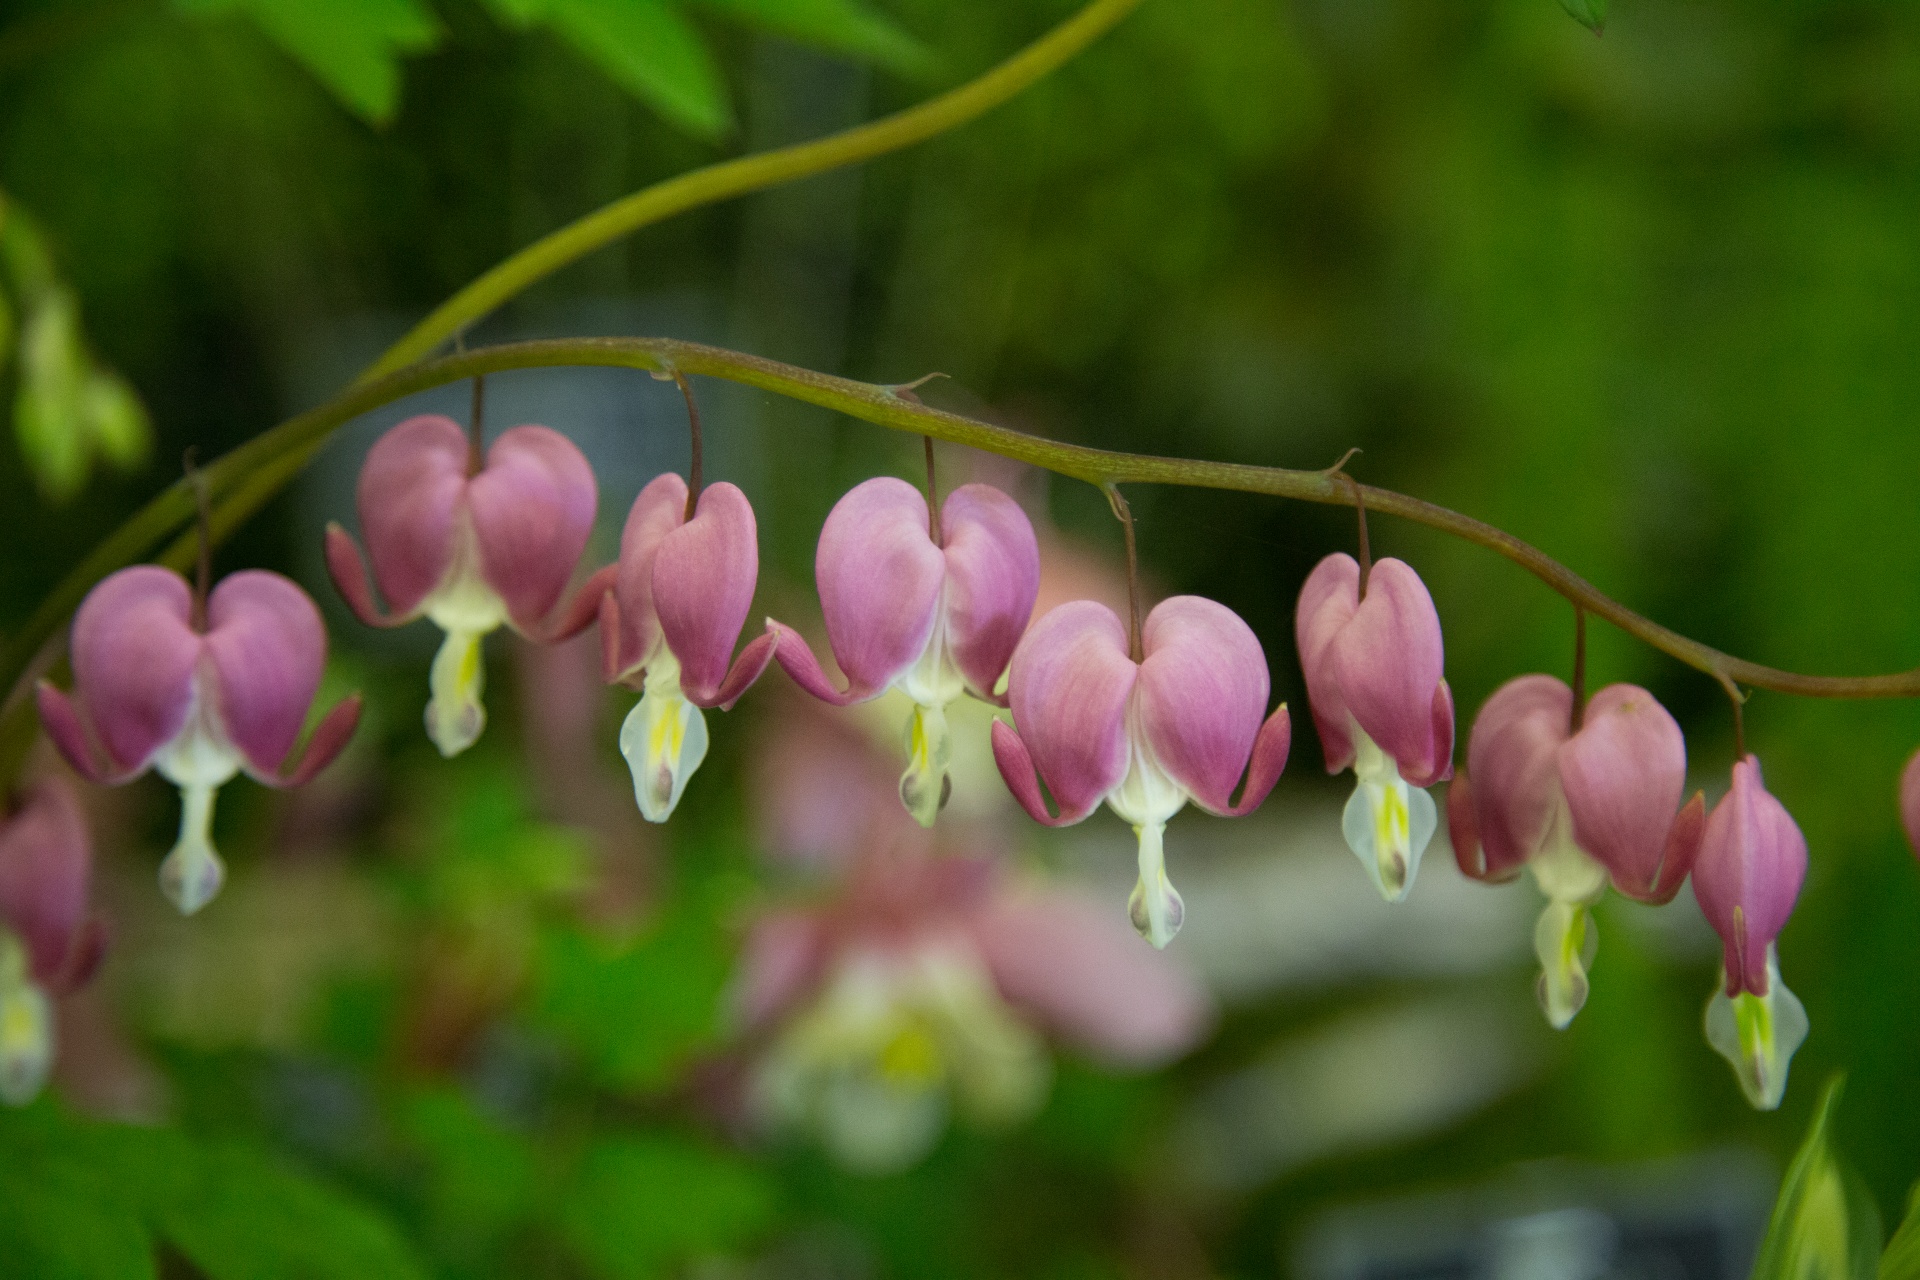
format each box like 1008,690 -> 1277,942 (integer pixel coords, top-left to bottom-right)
1447,675 -> 1704,1027
37,566 -> 360,913
1900,747 -> 1920,861
0,779 -> 106,1105
1296,553 -> 1454,902
737,846 -> 1210,1173
990,597 -> 1291,948
601,473 -> 777,821
1691,755 -> 1809,1110
326,414 -> 604,758
769,477 -> 1039,826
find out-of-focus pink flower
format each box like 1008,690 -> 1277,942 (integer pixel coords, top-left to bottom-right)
1692,755 -> 1809,1110
736,844 -> 1211,1172
991,597 -> 1290,948
0,779 -> 107,1105
601,474 -> 776,821
326,414 -> 604,758
770,478 -> 1039,827
1900,747 -> 1920,861
1447,675 -> 1704,1028
1296,553 -> 1453,902
38,566 -> 359,914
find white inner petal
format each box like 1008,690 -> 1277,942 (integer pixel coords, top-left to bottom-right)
1341,725 -> 1436,904
153,677 -> 241,916
0,931 -> 53,1107
421,514 -> 508,759
1705,945 -> 1808,1111
1108,716 -> 1191,949
1533,899 -> 1598,1030
619,651 -> 709,823
892,593 -> 968,826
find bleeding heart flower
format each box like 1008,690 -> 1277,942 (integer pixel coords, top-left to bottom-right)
1448,675 -> 1704,1028
601,473 -> 777,821
0,778 -> 106,1106
1296,553 -> 1454,903
1692,755 -> 1809,1110
37,566 -> 360,914
326,414 -> 605,758
990,596 -> 1291,948
769,477 -> 1039,827
1900,747 -> 1920,862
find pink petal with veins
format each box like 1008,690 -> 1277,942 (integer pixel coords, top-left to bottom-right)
0,779 -> 93,988
653,482 -> 761,707
996,601 -> 1136,824
1458,674 -> 1571,882
468,424 -> 598,629
203,570 -> 329,779
1133,596 -> 1288,815
66,566 -> 200,776
606,472 -> 689,682
1559,683 -> 1695,902
1900,747 -> 1920,861
1295,553 -> 1361,774
353,415 -> 469,618
1692,756 -> 1807,997
938,484 -> 1039,701
1328,557 -> 1449,783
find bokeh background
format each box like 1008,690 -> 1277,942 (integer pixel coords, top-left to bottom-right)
3,0 -> 1919,1275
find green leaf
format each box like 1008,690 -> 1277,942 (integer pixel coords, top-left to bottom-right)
0,1108 -> 157,1280
692,0 -> 930,75
558,1137 -> 775,1280
1558,0 -> 1607,35
482,0 -> 731,139
14,287 -> 90,503
172,0 -> 440,124
1751,1076 -> 1882,1280
399,1088 -> 540,1239
1882,1182 -> 1920,1280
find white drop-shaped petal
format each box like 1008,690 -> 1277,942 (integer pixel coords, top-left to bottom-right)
153,690 -> 241,916
619,652 -> 709,823
1533,900 -> 1598,1030
1705,945 -> 1808,1111
425,628 -> 488,759
898,702 -> 953,829
0,933 -> 52,1107
1341,727 -> 1437,903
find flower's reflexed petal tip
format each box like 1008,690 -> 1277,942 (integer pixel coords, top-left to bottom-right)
53,917 -> 109,997
815,477 -> 945,695
1330,558 -> 1447,781
1216,704 -> 1291,817
35,683 -> 114,784
159,783 -> 225,915
273,695 -> 363,788
898,703 -> 952,828
0,781 -> 93,985
535,563 -> 618,645
355,415 -> 469,618
972,891 -> 1213,1066
608,473 -> 691,680
1422,679 -> 1457,785
1693,756 -> 1808,997
1461,674 -> 1571,878
1533,900 -> 1597,1030
1342,762 -> 1437,904
1134,597 -> 1271,813
619,673 -> 709,823
1446,772 -> 1485,879
766,620 -> 866,705
1901,747 -> 1920,860
1127,822 -> 1183,949
991,721 -> 1071,827
69,566 -> 200,775
937,484 -> 1040,698
1705,946 -> 1807,1111
425,629 -> 487,758
323,523 -> 403,627
1295,553 -> 1361,773
468,424 -> 598,628
1637,791 -> 1707,906
655,482 -> 760,705
204,570 -> 327,778
1559,683 -> 1689,895
707,628 -> 779,712
1004,601 -> 1135,823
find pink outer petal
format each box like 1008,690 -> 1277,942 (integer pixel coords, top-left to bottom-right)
1558,683 -> 1690,901
36,685 -> 118,785
0,779 -> 92,987
1329,557 -> 1448,782
938,484 -> 1040,700
1460,674 -> 1571,881
468,425 -> 598,630
766,623 -> 867,706
531,564 -> 618,646
1134,596 -> 1286,815
1901,748 -> 1920,861
1446,773 -> 1487,880
654,482 -> 760,706
203,571 -> 328,779
606,473 -> 690,682
324,525 -> 407,627
355,415 -> 469,618
1692,756 -> 1808,997
970,889 -> 1213,1066
1000,601 -> 1137,824
814,477 -> 944,697
1295,554 -> 1360,773
733,909 -> 829,1031
68,566 -> 201,776
269,695 -> 363,788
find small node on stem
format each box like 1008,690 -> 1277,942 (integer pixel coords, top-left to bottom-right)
1570,606 -> 1589,732
1104,483 -> 1144,663
672,369 -> 703,521
466,373 -> 486,477
1322,446 -> 1362,477
924,436 -> 942,546
183,448 -> 211,631
891,371 -> 949,404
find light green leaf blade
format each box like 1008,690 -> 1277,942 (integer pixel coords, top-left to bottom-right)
1558,0 -> 1607,35
14,287 -> 90,503
172,0 -> 440,124
538,0 -> 732,139
81,369 -> 153,472
1882,1182 -> 1920,1280
692,0 -> 930,75
558,1137 -> 776,1280
1752,1075 -> 1882,1280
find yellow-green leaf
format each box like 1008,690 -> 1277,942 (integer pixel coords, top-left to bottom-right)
173,0 -> 440,124
1752,1076 -> 1882,1280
